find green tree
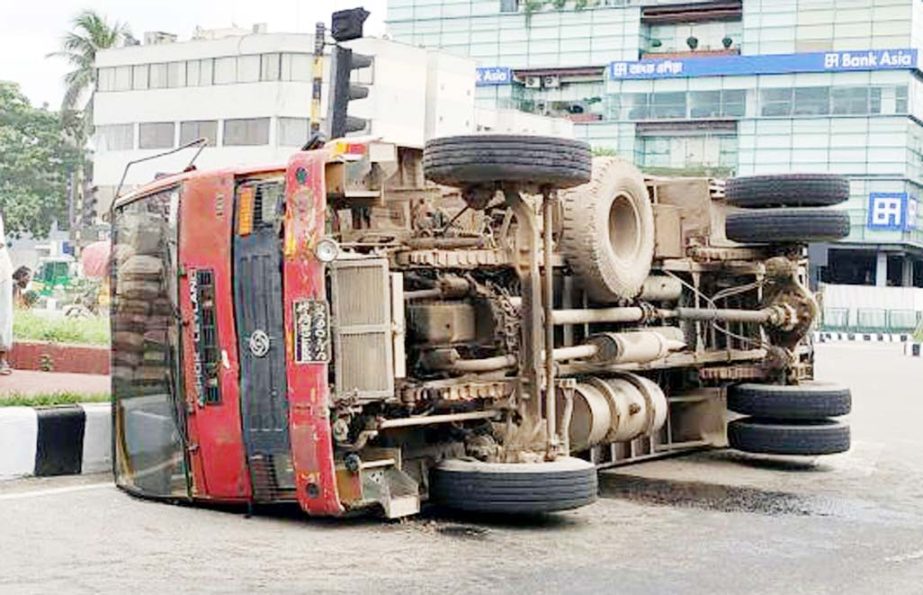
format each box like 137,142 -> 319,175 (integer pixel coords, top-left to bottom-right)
48,10 -> 130,139
0,82 -> 83,237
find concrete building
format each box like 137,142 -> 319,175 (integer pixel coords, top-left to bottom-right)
91,28 -> 478,213
387,0 -> 923,287
92,26 -> 572,217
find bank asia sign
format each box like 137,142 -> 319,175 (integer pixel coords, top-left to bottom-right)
867,192 -> 918,232
609,48 -> 918,80
476,66 -> 512,86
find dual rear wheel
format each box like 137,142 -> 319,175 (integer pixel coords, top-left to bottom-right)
727,382 -> 851,456
724,173 -> 851,244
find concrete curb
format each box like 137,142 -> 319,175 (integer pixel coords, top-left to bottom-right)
813,332 -> 912,344
0,404 -> 111,481
903,343 -> 923,357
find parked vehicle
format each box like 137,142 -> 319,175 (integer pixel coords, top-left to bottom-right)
109,135 -> 852,519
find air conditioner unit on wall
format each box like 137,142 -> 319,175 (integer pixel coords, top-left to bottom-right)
525,76 -> 542,89
542,75 -> 560,88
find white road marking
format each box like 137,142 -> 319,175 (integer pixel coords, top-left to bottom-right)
886,550 -> 923,563
0,482 -> 112,501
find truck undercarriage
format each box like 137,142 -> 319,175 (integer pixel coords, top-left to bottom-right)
110,134 -> 852,519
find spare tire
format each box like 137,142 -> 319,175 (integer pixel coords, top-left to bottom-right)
560,157 -> 655,302
727,382 -> 851,419
728,418 -> 850,456
423,135 -> 592,189
429,457 -> 597,514
726,174 -> 850,208
725,208 -> 850,244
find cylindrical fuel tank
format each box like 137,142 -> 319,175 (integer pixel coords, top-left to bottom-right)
558,373 -> 668,452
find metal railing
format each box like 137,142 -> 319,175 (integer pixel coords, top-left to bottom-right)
819,307 -> 922,334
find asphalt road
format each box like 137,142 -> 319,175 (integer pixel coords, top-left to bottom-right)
1,343 -> 922,594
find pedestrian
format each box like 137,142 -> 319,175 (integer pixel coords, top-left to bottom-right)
0,210 -> 13,375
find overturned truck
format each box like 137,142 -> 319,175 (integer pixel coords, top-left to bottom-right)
110,134 -> 852,518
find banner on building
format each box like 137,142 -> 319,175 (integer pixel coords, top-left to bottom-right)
609,48 -> 919,80
867,192 -> 918,232
476,66 -> 512,86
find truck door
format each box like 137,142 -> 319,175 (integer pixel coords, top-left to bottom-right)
233,179 -> 292,500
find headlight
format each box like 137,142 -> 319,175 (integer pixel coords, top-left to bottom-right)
314,238 -> 340,263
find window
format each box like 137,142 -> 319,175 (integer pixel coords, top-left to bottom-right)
180,120 -> 218,146
832,87 -> 868,115
651,92 -> 686,119
238,55 -> 260,83
187,58 -> 214,85
261,53 -> 281,81
132,64 -> 149,90
214,57 -> 236,84
223,118 -> 270,146
870,87 -> 882,114
96,124 -> 134,151
689,91 -> 721,118
895,86 -> 908,113
278,118 -> 310,146
500,0 -> 518,12
150,63 -> 168,89
97,68 -> 115,92
282,53 -> 312,81
139,122 -> 175,149
761,88 -> 793,117
111,187 -> 185,497
793,87 -> 829,116
167,62 -> 185,88
722,89 -> 746,117
624,94 -> 650,120
114,66 -> 132,91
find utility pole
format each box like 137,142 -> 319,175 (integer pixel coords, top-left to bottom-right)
310,21 -> 325,134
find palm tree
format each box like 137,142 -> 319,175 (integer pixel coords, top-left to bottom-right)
49,10 -> 130,139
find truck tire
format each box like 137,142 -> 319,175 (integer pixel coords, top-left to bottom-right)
429,457 -> 598,514
423,135 -> 592,189
726,174 -> 850,208
725,208 -> 850,244
728,382 -> 851,419
728,418 -> 850,456
560,157 -> 655,302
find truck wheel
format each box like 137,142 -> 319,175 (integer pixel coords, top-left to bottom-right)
728,382 -> 851,419
423,135 -> 592,189
726,174 -> 850,208
429,457 -> 598,514
725,208 -> 850,244
728,418 -> 850,456
560,157 -> 655,302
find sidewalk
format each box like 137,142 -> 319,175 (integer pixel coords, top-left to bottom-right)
0,370 -> 110,399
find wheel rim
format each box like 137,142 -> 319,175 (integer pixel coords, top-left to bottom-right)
607,191 -> 641,263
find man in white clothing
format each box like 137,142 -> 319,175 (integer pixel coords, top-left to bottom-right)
0,211 -> 13,374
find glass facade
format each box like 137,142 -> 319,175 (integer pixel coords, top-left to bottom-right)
387,0 -> 923,250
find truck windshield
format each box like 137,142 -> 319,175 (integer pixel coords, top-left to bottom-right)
111,187 -> 188,498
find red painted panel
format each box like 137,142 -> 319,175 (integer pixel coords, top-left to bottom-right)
283,151 -> 343,516
178,172 -> 251,502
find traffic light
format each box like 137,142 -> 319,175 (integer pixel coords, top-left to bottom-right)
331,7 -> 369,42
326,45 -> 373,138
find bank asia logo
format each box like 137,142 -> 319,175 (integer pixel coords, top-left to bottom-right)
476,66 -> 511,86
867,192 -> 917,231
824,49 -> 915,70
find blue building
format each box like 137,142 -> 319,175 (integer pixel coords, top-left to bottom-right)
387,0 -> 923,286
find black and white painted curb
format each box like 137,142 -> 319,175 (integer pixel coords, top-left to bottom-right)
904,343 -> 923,357
0,404 -> 111,480
813,332 -> 913,344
